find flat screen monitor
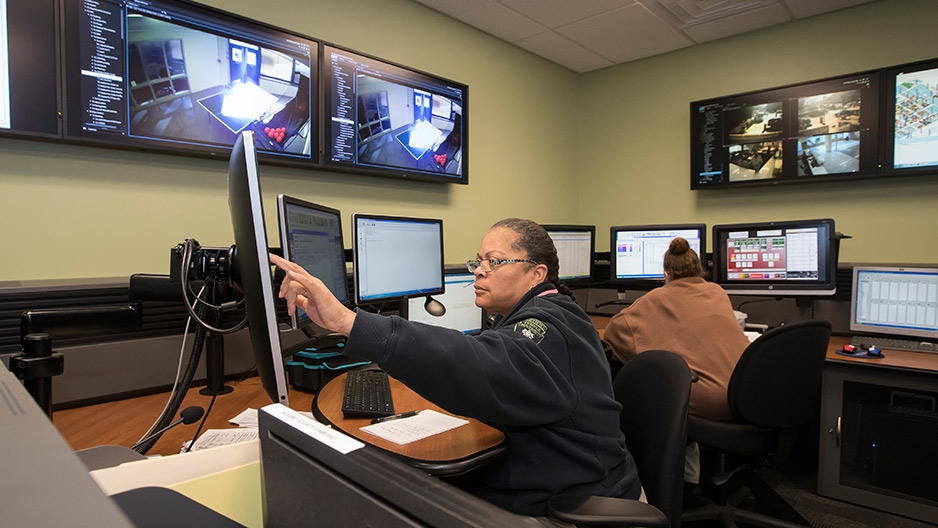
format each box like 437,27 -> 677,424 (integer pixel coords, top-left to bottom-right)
227,130 -> 289,405
691,71 -> 880,188
401,268 -> 483,335
849,265 -> 938,342
711,218 -> 837,297
541,225 -> 595,288
352,213 -> 444,306
884,58 -> 938,175
323,44 -> 468,184
610,224 -> 706,288
277,194 -> 349,330
62,0 -> 319,167
0,0 -> 60,139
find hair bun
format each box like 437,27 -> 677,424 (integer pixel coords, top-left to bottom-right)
669,237 -> 690,255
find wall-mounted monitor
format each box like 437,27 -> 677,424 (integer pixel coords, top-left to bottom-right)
884,57 -> 938,175
352,213 -> 445,306
691,71 -> 881,189
610,224 -> 706,289
849,265 -> 938,342
541,225 -> 595,288
711,218 -> 837,297
0,0 -> 60,139
322,44 -> 468,184
401,267 -> 483,335
277,194 -> 349,330
61,0 -> 319,167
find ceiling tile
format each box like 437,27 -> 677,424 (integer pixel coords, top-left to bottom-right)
557,3 -> 693,64
683,3 -> 789,43
499,0 -> 635,28
784,0 -> 875,19
459,2 -> 547,42
515,31 -> 616,73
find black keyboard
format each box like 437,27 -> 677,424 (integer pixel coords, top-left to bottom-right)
850,336 -> 938,354
342,369 -> 395,418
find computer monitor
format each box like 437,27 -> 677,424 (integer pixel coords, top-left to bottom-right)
400,267 -> 484,335
277,194 -> 349,330
849,265 -> 938,341
541,225 -> 595,288
884,58 -> 938,175
352,213 -> 445,307
711,218 -> 837,297
610,224 -> 707,288
227,130 -> 289,405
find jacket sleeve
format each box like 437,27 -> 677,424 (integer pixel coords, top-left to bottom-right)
346,310 -> 580,427
603,309 -> 638,363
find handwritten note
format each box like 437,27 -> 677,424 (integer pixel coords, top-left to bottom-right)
360,409 -> 468,445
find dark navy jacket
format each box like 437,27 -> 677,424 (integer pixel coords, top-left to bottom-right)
345,282 -> 641,516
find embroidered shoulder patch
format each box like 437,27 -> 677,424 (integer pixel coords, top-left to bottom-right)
513,318 -> 548,345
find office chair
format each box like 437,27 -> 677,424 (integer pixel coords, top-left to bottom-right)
682,319 -> 832,528
547,349 -> 693,528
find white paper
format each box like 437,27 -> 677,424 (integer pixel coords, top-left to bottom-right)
230,407 -> 314,428
184,428 -> 259,452
261,404 -> 365,454
360,409 -> 469,445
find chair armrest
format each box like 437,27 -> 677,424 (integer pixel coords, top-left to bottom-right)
547,493 -> 670,527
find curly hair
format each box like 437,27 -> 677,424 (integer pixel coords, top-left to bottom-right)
491,218 -> 573,297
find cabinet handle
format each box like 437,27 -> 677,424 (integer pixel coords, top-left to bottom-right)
835,416 -> 841,448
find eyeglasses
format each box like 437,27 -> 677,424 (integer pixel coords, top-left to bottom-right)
466,258 -> 538,273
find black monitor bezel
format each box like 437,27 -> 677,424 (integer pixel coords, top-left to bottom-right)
351,213 -> 445,307
277,194 -> 349,330
609,223 -> 707,290
710,218 -> 837,297
540,224 -> 596,289
60,0 -> 321,168
227,130 -> 290,405
321,42 -> 468,185
883,57 -> 938,176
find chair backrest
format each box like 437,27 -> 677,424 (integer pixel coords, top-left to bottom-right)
728,320 -> 832,429
614,350 -> 692,528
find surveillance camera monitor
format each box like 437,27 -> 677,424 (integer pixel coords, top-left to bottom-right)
277,194 -> 349,330
401,267 -> 484,335
352,214 -> 444,306
62,0 -> 319,168
711,218 -> 837,297
610,224 -> 706,289
541,225 -> 596,288
884,58 -> 938,175
227,130 -> 289,405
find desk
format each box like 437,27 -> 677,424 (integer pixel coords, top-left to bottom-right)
313,371 -> 506,476
818,336 -> 938,524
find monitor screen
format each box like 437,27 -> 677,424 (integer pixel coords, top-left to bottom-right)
691,71 -> 880,188
0,0 -> 60,139
850,265 -> 938,341
62,0 -> 319,167
323,44 -> 468,184
227,130 -> 289,405
885,58 -> 938,175
711,218 -> 837,297
610,224 -> 706,286
402,269 -> 483,335
277,194 -> 349,330
352,214 -> 444,305
541,225 -> 595,288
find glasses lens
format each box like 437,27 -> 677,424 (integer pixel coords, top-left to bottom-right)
467,260 -> 480,272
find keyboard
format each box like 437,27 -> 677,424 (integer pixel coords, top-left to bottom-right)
850,336 -> 938,354
342,369 -> 395,418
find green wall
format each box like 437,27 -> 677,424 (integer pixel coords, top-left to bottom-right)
1,0 -> 936,282
577,0 -> 938,263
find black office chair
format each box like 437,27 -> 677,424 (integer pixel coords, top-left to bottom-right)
547,349 -> 693,528
682,319 -> 832,528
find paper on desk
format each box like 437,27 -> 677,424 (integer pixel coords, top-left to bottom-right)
184,428 -> 259,452
229,407 -> 314,428
360,409 -> 469,445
